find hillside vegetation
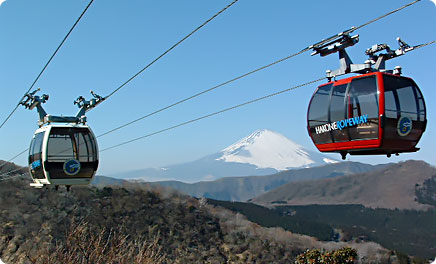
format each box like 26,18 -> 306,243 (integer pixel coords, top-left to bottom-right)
275,204 -> 436,259
209,200 -> 436,259
252,160 -> 435,210
2,160 -> 433,263
0,170 -> 399,263
0,161 -> 27,177
415,174 -> 436,207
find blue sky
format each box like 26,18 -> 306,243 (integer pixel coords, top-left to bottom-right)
0,0 -> 435,175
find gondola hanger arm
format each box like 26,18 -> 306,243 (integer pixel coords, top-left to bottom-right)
310,33 -> 433,80
20,89 -> 104,126
74,90 -> 105,118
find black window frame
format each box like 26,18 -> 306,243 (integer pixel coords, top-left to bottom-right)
346,75 -> 379,141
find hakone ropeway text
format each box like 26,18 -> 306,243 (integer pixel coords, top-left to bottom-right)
315,115 -> 369,134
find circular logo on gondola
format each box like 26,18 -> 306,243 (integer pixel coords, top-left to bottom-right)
63,159 -> 81,176
397,116 -> 412,137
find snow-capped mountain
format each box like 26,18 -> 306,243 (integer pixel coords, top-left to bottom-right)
110,129 -> 338,183
217,129 -> 337,170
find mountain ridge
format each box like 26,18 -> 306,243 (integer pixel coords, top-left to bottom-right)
150,161 -> 387,201
251,160 -> 436,210
109,129 -> 339,183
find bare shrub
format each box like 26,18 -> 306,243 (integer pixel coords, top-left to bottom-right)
26,221 -> 165,264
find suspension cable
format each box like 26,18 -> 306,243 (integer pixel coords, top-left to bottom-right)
413,39 -> 436,49
98,38 -> 436,153
0,172 -> 28,182
103,0 -> 240,101
0,0 -> 95,130
0,166 -> 26,178
0,1 -> 239,170
96,0 -> 423,139
97,49 -> 305,138
352,0 -> 421,32
1,36 -> 433,179
0,0 -> 429,180
100,77 -> 325,152
0,148 -> 29,169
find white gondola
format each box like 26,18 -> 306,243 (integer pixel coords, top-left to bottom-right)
21,89 -> 104,189
28,124 -> 98,188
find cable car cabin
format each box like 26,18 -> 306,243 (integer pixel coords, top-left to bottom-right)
28,124 -> 99,188
307,71 -> 426,159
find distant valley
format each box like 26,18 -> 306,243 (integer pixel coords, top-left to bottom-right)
149,161 -> 386,202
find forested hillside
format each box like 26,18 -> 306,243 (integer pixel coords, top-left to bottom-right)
208,200 -> 436,260
0,170 -> 399,263
252,160 -> 436,210
153,161 -> 385,201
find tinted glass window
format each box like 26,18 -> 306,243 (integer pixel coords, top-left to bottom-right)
417,89 -> 426,122
47,133 -> 75,161
330,84 -> 347,122
77,132 -> 97,162
308,84 -> 331,126
382,75 -> 426,142
384,90 -> 398,119
348,76 -> 379,140
397,87 -> 418,120
30,132 -> 45,156
47,127 -> 97,162
384,75 -> 419,121
348,76 -> 378,118
29,132 -> 45,179
308,84 -> 333,144
329,84 -> 349,142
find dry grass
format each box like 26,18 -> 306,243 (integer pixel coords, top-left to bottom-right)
25,221 -> 165,264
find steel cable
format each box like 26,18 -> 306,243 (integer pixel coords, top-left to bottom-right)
103,0 -> 240,101
0,0 -> 95,129
0,0 -> 430,180
96,0 -> 424,139
0,166 -> 26,178
0,148 -> 29,170
0,172 -> 29,182
100,77 -> 325,152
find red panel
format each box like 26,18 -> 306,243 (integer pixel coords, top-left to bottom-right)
315,139 -> 381,152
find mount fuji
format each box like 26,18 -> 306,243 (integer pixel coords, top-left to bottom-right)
217,129 -> 337,170
111,129 -> 338,183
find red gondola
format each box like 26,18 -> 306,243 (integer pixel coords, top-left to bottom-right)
308,71 -> 426,159
307,33 -> 426,159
